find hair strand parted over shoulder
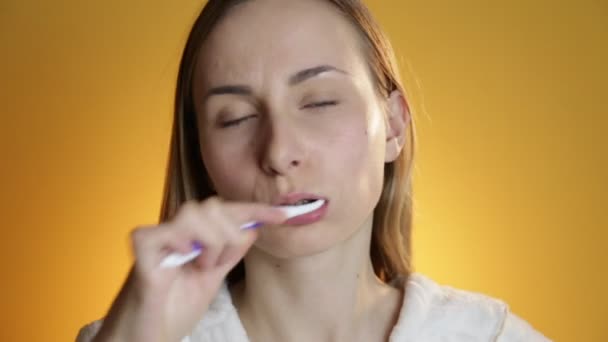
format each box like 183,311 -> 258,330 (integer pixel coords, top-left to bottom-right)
159,0 -> 416,286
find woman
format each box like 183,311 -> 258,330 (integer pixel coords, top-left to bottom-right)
78,0 -> 550,341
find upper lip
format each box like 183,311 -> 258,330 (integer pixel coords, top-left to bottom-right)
273,192 -> 325,206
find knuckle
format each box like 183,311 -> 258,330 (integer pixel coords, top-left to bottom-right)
129,226 -> 154,252
130,226 -> 147,244
203,197 -> 223,215
180,200 -> 200,215
182,211 -> 199,226
178,202 -> 202,224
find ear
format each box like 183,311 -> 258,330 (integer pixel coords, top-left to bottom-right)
384,90 -> 411,162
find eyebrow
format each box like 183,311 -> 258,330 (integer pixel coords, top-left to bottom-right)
204,85 -> 253,102
204,65 -> 347,101
288,65 -> 348,86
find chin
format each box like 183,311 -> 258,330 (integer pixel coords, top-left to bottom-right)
252,222 -> 351,259
252,216 -> 370,260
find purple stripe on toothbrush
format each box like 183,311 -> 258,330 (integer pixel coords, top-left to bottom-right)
192,241 -> 203,252
241,221 -> 263,230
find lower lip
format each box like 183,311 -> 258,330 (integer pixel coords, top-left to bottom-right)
284,200 -> 329,226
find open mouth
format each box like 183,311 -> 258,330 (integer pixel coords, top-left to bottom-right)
287,198 -> 318,206
278,198 -> 328,225
279,199 -> 325,215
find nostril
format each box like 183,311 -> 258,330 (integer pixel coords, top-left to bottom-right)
262,158 -> 300,176
268,166 -> 280,176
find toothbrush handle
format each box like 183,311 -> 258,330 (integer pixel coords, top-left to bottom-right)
158,221 -> 262,269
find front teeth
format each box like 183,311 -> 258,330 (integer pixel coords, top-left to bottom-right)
279,199 -> 325,218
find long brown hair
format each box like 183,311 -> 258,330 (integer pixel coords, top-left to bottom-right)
159,0 -> 416,284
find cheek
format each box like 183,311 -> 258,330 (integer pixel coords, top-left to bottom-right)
200,142 -> 255,199
330,103 -> 385,173
321,103 -> 386,205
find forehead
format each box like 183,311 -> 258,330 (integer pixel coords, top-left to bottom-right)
195,0 -> 367,87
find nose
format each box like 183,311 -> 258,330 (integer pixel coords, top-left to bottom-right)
260,117 -> 306,176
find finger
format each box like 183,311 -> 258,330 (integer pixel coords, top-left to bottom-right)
173,238 -> 195,255
173,200 -> 224,249
130,224 -> 192,273
200,239 -> 226,269
131,225 -> 171,262
219,201 -> 287,227
166,198 -> 280,270
190,197 -> 277,246
216,228 -> 258,268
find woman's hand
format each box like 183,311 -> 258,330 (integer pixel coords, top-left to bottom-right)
93,197 -> 285,342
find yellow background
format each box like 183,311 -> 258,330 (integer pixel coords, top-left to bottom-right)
0,0 -> 605,341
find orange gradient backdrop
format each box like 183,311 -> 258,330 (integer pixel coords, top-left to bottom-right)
0,0 -> 606,341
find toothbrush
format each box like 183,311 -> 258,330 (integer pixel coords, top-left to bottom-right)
159,199 -> 325,268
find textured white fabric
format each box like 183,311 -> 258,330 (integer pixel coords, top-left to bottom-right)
76,273 -> 551,341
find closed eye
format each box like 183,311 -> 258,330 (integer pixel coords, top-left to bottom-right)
219,114 -> 257,128
302,100 -> 339,109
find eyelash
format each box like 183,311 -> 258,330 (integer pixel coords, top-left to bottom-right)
219,101 -> 338,128
220,114 -> 257,128
302,100 -> 339,109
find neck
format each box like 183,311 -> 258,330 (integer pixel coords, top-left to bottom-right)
232,216 -> 403,342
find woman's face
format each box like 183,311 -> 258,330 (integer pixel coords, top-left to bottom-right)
193,0 -> 397,258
